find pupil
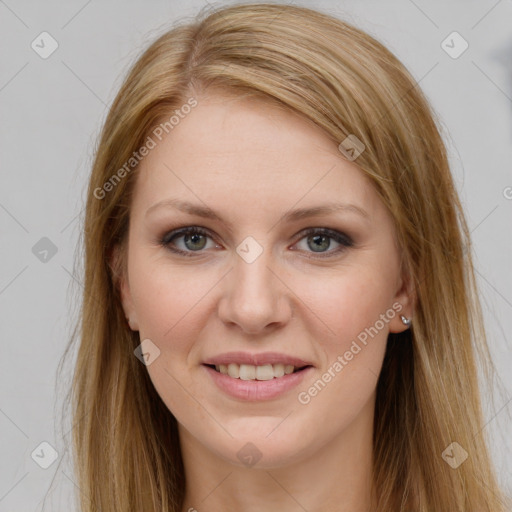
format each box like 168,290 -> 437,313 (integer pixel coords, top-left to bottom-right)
309,234 -> 329,252
185,233 -> 206,250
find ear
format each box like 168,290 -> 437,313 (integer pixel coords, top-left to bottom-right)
110,243 -> 139,332
388,259 -> 415,334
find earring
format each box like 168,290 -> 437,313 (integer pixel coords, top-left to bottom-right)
400,315 -> 411,327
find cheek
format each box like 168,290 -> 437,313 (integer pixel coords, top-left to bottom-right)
291,273 -> 392,441
294,263 -> 395,348
130,247 -> 396,359
129,259 -> 212,414
129,253 -> 206,344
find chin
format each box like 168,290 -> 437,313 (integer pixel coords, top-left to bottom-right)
211,430 -> 312,470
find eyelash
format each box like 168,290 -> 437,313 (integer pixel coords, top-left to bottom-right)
159,226 -> 354,259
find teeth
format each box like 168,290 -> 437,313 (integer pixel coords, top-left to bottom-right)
212,363 -> 302,380
255,364 -> 274,380
227,363 -> 239,378
284,364 -> 294,375
273,363 -> 285,377
239,364 -> 256,380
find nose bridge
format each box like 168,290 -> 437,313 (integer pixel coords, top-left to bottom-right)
233,236 -> 277,305
219,235 -> 289,332
235,241 -> 274,296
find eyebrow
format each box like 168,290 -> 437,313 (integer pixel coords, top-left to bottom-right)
145,198 -> 370,225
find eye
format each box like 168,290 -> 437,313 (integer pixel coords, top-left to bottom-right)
159,226 -> 353,258
292,227 -> 353,258
160,226 -> 218,256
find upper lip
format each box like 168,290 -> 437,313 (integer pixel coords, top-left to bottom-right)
203,351 -> 313,368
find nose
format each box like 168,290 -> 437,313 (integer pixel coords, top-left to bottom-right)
217,243 -> 292,335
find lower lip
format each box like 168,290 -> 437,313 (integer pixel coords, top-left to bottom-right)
203,365 -> 313,401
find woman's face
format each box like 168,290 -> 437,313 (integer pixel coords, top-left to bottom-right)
117,90 -> 413,469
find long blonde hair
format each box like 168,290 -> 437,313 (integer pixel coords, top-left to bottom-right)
61,3 -> 509,510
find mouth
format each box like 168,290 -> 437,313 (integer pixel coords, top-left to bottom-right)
204,363 -> 312,381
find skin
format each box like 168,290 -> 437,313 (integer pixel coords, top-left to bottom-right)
116,89 -> 414,512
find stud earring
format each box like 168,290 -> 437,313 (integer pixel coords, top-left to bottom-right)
400,315 -> 411,327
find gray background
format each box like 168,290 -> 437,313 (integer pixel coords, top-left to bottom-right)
1,0 -> 511,510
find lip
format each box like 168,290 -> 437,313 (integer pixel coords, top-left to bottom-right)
203,351 -> 313,367
203,364 -> 313,401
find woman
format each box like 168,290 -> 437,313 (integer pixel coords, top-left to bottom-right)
63,2 -> 509,510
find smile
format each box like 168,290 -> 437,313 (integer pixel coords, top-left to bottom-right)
208,363 -> 309,380
203,364 -> 313,401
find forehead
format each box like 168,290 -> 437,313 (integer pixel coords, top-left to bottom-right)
131,91 -> 379,220
162,91 -> 340,160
